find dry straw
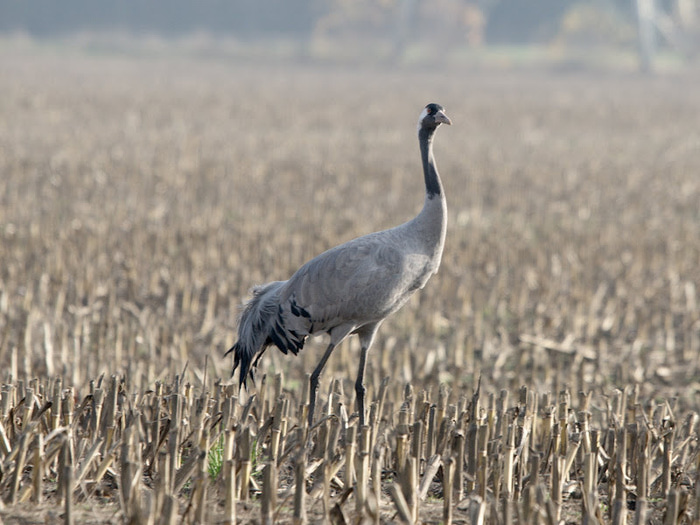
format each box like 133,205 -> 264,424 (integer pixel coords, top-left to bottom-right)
1,55 -> 699,522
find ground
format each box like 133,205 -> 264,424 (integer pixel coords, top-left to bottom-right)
0,43 -> 699,523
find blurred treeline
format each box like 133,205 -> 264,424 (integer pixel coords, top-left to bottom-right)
0,0 -> 637,45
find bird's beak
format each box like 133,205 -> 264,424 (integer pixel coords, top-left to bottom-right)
435,110 -> 451,125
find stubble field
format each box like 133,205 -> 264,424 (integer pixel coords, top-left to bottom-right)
0,52 -> 699,523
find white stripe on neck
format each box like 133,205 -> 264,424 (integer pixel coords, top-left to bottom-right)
416,106 -> 429,133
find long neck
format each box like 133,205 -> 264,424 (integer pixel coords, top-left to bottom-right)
413,126 -> 447,262
419,127 -> 443,198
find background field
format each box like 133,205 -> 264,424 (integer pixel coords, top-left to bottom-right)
1,51 -> 699,523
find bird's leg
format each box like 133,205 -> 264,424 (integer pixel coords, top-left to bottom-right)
355,345 -> 368,427
308,342 -> 337,428
355,324 -> 378,428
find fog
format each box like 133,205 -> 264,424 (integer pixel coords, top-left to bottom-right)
3,0 -> 695,72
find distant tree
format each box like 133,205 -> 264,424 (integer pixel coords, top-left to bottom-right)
482,0 -> 577,43
0,0 -> 318,38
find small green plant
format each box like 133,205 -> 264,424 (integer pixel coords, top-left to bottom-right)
250,437 -> 264,482
251,437 -> 259,466
208,434 -> 225,481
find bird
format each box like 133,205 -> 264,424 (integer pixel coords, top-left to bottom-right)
227,103 -> 451,427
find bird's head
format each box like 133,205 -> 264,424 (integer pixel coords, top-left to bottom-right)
418,103 -> 451,131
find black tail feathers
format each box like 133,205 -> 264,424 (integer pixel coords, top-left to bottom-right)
226,281 -> 285,390
226,340 -> 256,389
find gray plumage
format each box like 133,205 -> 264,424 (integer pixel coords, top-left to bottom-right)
227,103 -> 451,426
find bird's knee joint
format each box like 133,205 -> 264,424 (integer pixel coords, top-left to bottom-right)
310,373 -> 321,391
355,381 -> 366,397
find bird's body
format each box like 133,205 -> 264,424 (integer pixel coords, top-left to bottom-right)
228,103 -> 451,426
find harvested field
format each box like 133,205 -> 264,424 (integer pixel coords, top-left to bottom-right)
0,51 -> 700,523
